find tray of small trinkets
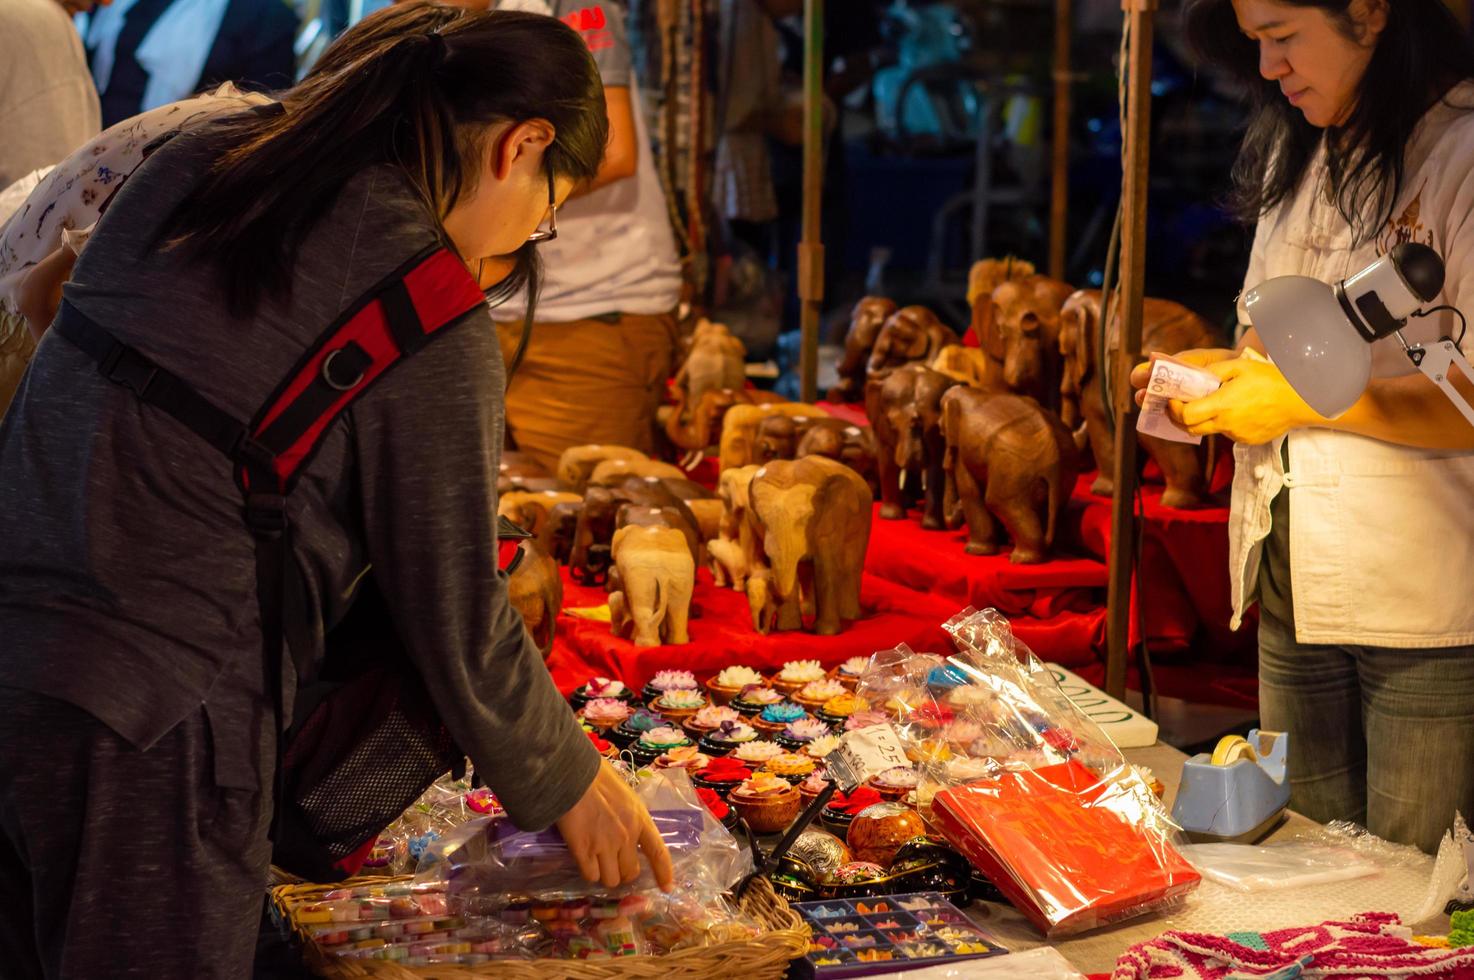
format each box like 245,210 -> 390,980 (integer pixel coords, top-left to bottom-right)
792,891 -> 1007,977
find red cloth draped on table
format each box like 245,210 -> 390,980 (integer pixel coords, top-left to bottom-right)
545,404 -> 1256,707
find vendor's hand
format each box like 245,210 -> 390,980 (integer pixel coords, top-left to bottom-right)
557,761 -> 675,892
1129,348 -> 1238,407
1169,356 -> 1318,445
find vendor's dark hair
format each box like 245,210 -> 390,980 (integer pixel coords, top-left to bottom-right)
1183,0 -> 1474,244
162,2 -> 608,314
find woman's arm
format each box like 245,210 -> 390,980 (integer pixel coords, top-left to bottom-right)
15,246 -> 77,342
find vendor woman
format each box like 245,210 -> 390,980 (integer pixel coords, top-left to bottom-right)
1135,0 -> 1474,853
0,5 -> 671,976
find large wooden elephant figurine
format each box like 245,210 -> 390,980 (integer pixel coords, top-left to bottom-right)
827,296 -> 898,403
608,525 -> 694,647
719,402 -> 829,471
867,306 -> 961,377
1058,289 -> 1222,509
508,538 -> 563,657
940,388 -> 1079,564
867,364 -> 959,528
674,320 -> 747,424
557,445 -> 649,492
973,275 -> 1076,411
570,478 -> 701,585
748,456 -> 872,636
663,387 -> 786,454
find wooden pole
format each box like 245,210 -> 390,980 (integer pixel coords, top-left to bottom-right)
1048,0 -> 1072,280
798,0 -> 825,403
1105,0 -> 1155,701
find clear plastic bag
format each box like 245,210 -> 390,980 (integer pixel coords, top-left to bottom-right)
856,607 -> 1200,937
414,767 -> 753,911
1181,841 -> 1380,891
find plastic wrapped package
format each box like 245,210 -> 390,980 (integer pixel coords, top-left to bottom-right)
371,765 -> 498,875
855,608 -> 1200,937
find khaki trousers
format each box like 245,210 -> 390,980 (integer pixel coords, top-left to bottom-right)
496,311 -> 680,474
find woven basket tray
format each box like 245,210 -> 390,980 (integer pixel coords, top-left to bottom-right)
272,875 -> 809,980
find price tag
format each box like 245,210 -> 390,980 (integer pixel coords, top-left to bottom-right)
829,724 -> 911,791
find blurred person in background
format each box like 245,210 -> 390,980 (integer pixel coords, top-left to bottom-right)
0,0 -> 104,187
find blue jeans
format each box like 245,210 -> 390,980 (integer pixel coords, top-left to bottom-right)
1258,610 -> 1474,854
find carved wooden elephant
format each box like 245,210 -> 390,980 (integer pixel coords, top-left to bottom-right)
663,387 -> 786,453
557,445 -> 649,492
973,275 -> 1076,411
1058,289 -> 1223,509
508,538 -> 562,658
748,456 -> 871,635
718,402 -> 829,471
674,319 -> 747,424
588,458 -> 689,488
867,305 -> 961,377
826,296 -> 898,403
966,256 -> 1037,311
497,451 -> 552,495
940,388 -> 1079,564
795,419 -> 879,495
754,412 -> 830,463
570,479 -> 701,585
498,490 -> 583,537
930,345 -> 990,389
867,364 -> 958,528
710,464 -> 764,591
608,525 -> 694,647
536,500 -> 583,564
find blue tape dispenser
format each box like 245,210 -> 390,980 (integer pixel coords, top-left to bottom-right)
1171,729 -> 1290,843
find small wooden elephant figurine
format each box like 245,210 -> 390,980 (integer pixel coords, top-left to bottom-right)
496,451 -> 552,494
508,538 -> 563,658
966,256 -> 1037,311
827,296 -> 898,403
498,490 -> 583,537
754,412 -> 829,463
675,319 -> 747,420
748,456 -> 872,635
570,479 -> 701,585
557,445 -> 650,492
930,345 -> 990,389
664,386 -> 786,454
608,524 -> 694,647
1058,289 -> 1222,509
867,364 -> 959,528
709,464 -> 765,591
795,419 -> 879,495
718,402 -> 829,471
536,499 -> 583,564
940,388 -> 1079,564
867,306 -> 960,377
973,275 -> 1076,411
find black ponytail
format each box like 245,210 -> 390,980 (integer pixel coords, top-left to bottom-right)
161,2 -> 608,315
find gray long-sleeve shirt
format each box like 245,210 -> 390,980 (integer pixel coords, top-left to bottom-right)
0,123 -> 598,830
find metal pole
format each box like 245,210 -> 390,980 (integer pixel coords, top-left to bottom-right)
798,0 -> 825,403
1105,0 -> 1155,701
1049,0 -> 1072,280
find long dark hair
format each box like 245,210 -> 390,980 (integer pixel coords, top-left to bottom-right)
1184,0 -> 1474,244
162,2 -> 608,314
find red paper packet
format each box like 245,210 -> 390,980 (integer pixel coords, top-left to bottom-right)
931,760 -> 1200,936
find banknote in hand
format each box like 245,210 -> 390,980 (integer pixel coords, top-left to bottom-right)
1136,355 -> 1222,445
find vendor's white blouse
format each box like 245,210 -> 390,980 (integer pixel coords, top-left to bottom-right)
0,84 -> 268,318
1231,81 -> 1474,647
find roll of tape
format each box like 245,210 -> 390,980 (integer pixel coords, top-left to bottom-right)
1210,735 -> 1258,767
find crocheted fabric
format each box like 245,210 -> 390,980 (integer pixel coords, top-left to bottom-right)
1112,912 -> 1474,979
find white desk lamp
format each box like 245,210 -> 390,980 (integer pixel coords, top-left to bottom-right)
1243,242 -> 1474,425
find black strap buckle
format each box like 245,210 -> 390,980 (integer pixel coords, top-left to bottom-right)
244,493 -> 288,539
99,343 -> 159,398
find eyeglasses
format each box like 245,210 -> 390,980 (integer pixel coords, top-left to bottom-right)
526,168 -> 557,243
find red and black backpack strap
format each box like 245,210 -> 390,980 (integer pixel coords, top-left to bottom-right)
51,244 -> 498,835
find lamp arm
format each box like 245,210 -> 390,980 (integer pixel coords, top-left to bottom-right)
1397,333 -> 1474,429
